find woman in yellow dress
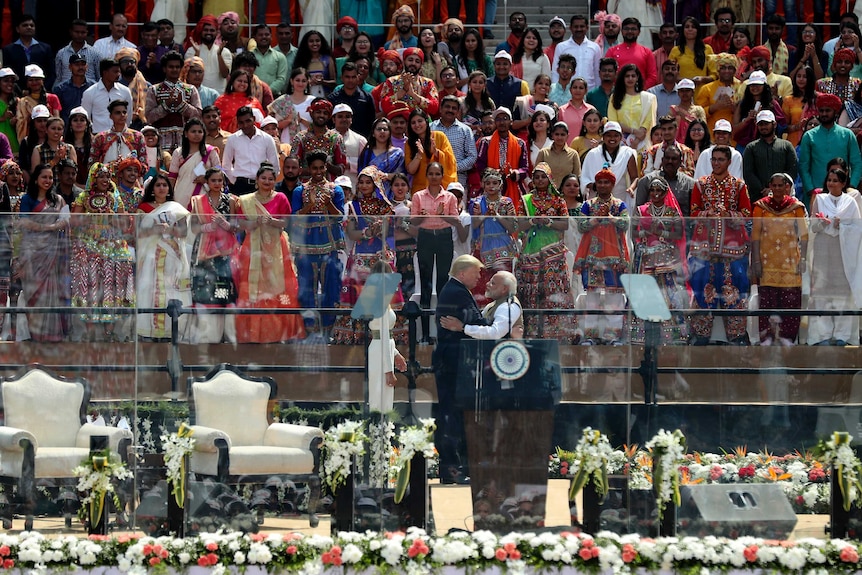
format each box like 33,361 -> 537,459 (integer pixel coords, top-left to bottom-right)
667,17 -> 715,89
607,64 -> 657,157
404,109 -> 456,193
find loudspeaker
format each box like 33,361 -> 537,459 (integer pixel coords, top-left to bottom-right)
677,484 -> 797,539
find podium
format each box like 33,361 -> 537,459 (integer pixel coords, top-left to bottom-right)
455,339 -> 561,530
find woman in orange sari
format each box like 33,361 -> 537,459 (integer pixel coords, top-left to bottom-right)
233,162 -> 305,343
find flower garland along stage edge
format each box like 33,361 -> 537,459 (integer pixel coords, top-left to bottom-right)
162,423 -> 195,508
73,449 -> 133,526
3,528 -> 862,573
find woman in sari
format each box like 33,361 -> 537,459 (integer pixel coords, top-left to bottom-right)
189,168 -> 238,344
233,162 -> 305,343
18,163 -> 69,342
135,174 -> 192,341
213,70 -> 265,133
630,176 -> 689,345
332,165 -> 405,344
168,118 -> 221,208
357,117 -> 405,197
517,162 -> 577,342
389,173 -> 416,300
575,168 -> 630,345
268,68 -> 315,144
607,64 -> 657,155
807,168 -> 862,345
404,109 -> 457,193
468,168 -> 518,306
751,173 -> 808,346
71,163 -> 135,342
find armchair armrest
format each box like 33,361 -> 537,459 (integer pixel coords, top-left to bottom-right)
76,424 -> 133,452
264,423 -> 323,450
189,425 -> 231,452
0,427 -> 37,452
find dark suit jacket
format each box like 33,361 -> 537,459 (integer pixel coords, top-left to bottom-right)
2,40 -> 55,91
435,277 -> 487,348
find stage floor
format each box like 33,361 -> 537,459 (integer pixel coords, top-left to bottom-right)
11,480 -> 830,540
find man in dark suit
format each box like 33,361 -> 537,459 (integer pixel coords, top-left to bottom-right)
433,254 -> 487,484
2,14 -> 55,91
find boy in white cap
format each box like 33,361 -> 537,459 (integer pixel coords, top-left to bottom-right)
486,50 -> 530,111
332,102 -> 366,187
693,119 -> 744,180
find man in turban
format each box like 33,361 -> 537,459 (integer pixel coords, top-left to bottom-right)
815,47 -> 862,106
115,155 -> 144,212
371,49 -> 403,113
696,53 -> 741,139
115,47 -> 149,129
739,44 -> 791,100
378,48 -> 440,118
799,93 -> 862,207
184,15 -> 232,93
290,97 -> 347,178
385,5 -> 418,50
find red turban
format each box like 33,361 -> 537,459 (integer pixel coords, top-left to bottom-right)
834,47 -> 857,64
595,168 -> 617,185
386,101 -> 411,120
749,45 -> 771,62
116,156 -> 143,175
378,49 -> 402,64
337,16 -> 358,31
186,16 -> 218,52
402,47 -> 424,63
816,93 -> 843,111
308,98 -> 334,113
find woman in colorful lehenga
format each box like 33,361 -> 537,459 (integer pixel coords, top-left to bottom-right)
468,168 -> 518,306
516,162 -> 577,342
18,163 -> 69,342
189,168 -> 239,344
135,174 -> 192,341
331,165 -> 406,344
0,161 -> 24,340
630,176 -> 690,345
574,168 -> 630,345
390,173 -> 416,301
71,163 -> 135,342
233,162 -> 305,343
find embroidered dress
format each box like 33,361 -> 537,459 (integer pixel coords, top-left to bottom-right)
290,128 -> 348,169
145,81 -> 202,151
468,195 -> 518,306
268,94 -> 315,143
135,201 -> 192,340
190,192 -> 238,344
233,192 -> 305,343
688,173 -> 752,342
89,129 -> 147,169
19,195 -> 69,342
392,199 -> 416,301
357,147 -> 405,197
331,196 -> 407,344
751,195 -> 808,343
72,188 -> 135,323
630,200 -> 690,344
574,195 -> 630,343
518,189 -> 577,342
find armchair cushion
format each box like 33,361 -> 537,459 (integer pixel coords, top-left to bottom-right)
264,423 -> 324,450
2,370 -> 84,447
0,447 -> 90,479
193,446 -> 314,477
192,372 -> 270,446
189,425 -> 231,452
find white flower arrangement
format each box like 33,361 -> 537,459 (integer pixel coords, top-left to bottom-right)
321,420 -> 368,493
390,418 -> 436,503
568,427 -> 614,501
366,419 -> 395,489
819,431 -> 862,511
73,449 -> 133,526
645,428 -> 686,520
161,423 -> 195,508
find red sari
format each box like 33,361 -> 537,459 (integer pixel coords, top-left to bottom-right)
233,192 -> 305,343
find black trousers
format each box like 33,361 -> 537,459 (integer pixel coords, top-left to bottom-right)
416,228 -> 454,338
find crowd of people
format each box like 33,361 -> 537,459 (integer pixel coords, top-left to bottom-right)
0,6 -> 861,354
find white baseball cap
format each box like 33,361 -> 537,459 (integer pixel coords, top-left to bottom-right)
446,182 -> 465,194
30,104 -> 49,119
334,175 -> 353,188
493,50 -> 513,62
747,70 -> 767,85
603,121 -> 622,134
549,16 -> 566,27
260,115 -> 278,128
756,110 -> 776,123
494,106 -> 513,119
713,119 -> 732,132
0,68 -> 17,80
675,78 -> 696,91
24,64 -> 44,78
534,103 -> 556,118
332,103 -> 353,115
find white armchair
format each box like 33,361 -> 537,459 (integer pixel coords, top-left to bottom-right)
188,364 -> 324,527
0,365 -> 133,530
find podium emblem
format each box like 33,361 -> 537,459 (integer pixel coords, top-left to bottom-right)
490,341 -> 530,380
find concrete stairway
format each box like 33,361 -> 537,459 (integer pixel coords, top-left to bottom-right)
488,0 -> 591,44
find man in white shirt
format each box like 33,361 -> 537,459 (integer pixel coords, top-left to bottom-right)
184,17 -> 232,93
693,119 -> 744,180
439,270 -> 522,339
551,15 -> 600,90
222,106 -> 280,195
80,59 -> 133,133
92,14 -> 137,62
331,103 -> 366,187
